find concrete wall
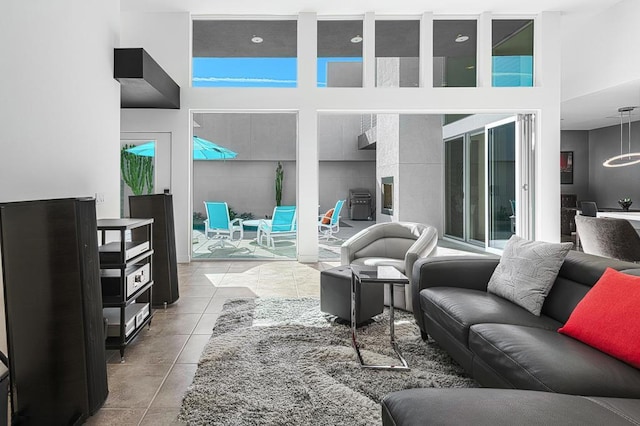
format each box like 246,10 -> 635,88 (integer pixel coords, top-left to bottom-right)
318,113 -> 376,213
560,130 -> 590,202
588,122 -> 640,209
377,114 -> 443,233
194,113 -> 297,161
319,161 -> 376,214
194,160 -> 296,220
327,62 -> 363,87
377,114 -> 400,223
398,115 -> 443,229
376,58 -> 419,87
318,114 -> 376,161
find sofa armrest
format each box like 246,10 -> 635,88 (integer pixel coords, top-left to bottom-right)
411,256 -> 500,325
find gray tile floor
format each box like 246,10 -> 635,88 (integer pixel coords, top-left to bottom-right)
86,259 -> 340,426
87,239 -> 483,425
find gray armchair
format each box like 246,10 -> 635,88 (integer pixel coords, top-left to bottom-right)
575,215 -> 640,262
341,222 -> 438,311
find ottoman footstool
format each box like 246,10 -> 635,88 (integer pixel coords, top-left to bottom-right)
320,265 -> 384,325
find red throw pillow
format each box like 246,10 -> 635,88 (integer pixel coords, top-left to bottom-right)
558,267 -> 640,368
321,208 -> 334,224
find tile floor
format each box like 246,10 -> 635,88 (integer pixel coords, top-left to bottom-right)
86,259 -> 340,426
87,239 -> 483,425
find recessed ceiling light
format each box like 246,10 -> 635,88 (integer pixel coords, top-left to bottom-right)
350,35 -> 363,43
251,35 -> 263,44
455,34 -> 469,43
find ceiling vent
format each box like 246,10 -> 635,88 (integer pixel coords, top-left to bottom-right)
114,48 -> 180,109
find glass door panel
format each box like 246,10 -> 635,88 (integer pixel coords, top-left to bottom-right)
445,137 -> 464,239
468,132 -> 485,243
487,120 -> 516,250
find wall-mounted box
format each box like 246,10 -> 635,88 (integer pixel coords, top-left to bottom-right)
114,48 -> 180,109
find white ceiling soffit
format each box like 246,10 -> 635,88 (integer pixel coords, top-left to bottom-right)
562,80 -> 640,131
121,0 -> 620,15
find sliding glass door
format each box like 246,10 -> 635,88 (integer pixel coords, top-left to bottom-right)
445,114 -> 534,251
444,132 -> 485,246
468,132 -> 486,244
444,137 -> 464,239
486,119 -> 516,250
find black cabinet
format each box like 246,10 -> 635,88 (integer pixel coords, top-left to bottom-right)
129,194 -> 179,307
97,218 -> 154,361
0,198 -> 108,425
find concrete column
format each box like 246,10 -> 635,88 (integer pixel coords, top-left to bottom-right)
376,114 -> 443,234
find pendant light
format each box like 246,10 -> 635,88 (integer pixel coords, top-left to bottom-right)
603,106 -> 640,167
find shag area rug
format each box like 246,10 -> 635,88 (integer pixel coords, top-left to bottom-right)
179,298 -> 477,425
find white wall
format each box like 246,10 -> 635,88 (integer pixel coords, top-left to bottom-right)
0,0 -> 121,218
562,0 -> 640,102
120,12 -> 191,262
0,0 -> 120,369
121,11 -> 563,262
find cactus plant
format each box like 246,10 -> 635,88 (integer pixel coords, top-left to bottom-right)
121,144 -> 154,196
275,161 -> 284,206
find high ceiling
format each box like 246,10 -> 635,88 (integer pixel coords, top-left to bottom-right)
122,0 -> 629,131
121,0 -> 619,15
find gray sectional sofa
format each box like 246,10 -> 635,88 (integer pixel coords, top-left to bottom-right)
382,250 -> 640,425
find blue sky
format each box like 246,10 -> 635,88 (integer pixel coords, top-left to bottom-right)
192,56 -> 532,87
193,57 -> 363,88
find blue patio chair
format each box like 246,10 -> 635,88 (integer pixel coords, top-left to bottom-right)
257,205 -> 297,248
203,201 -> 244,247
318,199 -> 346,240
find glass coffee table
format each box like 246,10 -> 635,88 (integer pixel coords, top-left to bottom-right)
350,265 -> 410,370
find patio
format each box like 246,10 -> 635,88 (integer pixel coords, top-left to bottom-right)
192,218 -> 373,260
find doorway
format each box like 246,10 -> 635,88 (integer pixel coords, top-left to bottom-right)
190,112 -> 298,260
120,132 -> 172,217
444,114 -> 534,251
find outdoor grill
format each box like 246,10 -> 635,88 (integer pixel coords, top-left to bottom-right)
349,189 -> 372,220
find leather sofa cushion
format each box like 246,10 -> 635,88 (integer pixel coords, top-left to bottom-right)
381,388 -> 640,426
469,323 -> 640,397
420,287 -> 561,344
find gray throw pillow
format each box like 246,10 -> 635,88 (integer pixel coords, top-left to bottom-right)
487,235 -> 573,316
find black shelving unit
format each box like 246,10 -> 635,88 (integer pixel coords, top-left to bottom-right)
97,218 -> 155,362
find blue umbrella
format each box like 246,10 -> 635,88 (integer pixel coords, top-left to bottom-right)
125,136 -> 237,160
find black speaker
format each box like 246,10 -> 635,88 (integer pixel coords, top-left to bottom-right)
0,197 -> 108,425
129,194 -> 179,306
